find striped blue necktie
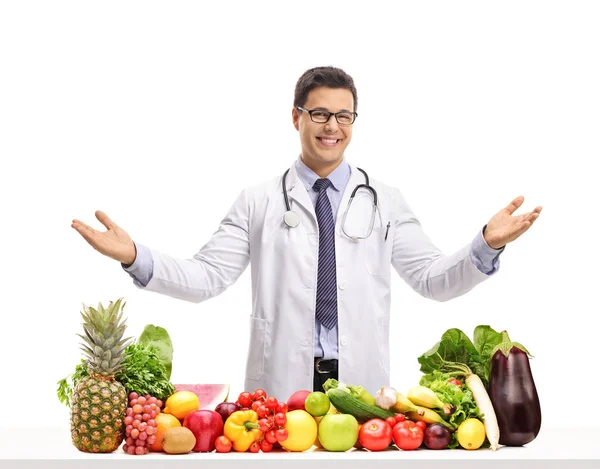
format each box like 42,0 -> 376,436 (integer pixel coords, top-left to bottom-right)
313,178 -> 338,330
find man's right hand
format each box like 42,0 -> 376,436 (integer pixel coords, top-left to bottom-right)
72,210 -> 137,265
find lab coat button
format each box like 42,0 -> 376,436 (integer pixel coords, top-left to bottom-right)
339,281 -> 347,290
341,337 -> 348,346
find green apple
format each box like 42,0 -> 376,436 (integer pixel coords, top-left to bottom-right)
317,413 -> 359,452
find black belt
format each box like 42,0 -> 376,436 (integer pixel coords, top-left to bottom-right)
314,358 -> 338,374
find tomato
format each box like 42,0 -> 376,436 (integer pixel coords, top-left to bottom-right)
265,429 -> 278,444
260,439 -> 273,452
265,397 -> 278,410
448,378 -> 462,388
395,414 -> 405,423
274,413 -> 287,427
252,389 -> 267,401
385,416 -> 397,428
275,402 -> 288,414
358,419 -> 394,452
415,420 -> 427,431
251,400 -> 262,412
215,436 -> 232,453
238,392 -> 253,408
249,441 -> 260,453
393,420 -> 424,451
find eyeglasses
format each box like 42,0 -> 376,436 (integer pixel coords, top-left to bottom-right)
296,106 -> 358,125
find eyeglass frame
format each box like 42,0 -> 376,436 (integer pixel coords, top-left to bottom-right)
296,106 -> 358,125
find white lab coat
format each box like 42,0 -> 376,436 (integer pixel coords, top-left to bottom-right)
139,161 -> 490,401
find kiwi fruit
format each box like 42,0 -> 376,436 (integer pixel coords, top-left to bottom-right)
162,426 -> 196,454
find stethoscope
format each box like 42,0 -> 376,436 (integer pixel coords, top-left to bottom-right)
281,167 -> 380,241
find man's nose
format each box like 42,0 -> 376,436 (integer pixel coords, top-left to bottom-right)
324,114 -> 340,132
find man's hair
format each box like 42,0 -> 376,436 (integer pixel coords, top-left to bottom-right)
294,66 -> 358,112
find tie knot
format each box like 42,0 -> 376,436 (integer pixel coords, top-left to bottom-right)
313,178 -> 332,193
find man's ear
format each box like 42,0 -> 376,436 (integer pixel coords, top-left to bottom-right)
292,107 -> 300,131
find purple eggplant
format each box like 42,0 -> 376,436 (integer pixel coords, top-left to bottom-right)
489,333 -> 541,446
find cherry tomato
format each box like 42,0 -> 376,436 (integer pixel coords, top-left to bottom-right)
358,419 -> 394,452
415,420 -> 427,431
249,441 -> 260,453
393,420 -> 424,451
215,436 -> 232,453
274,413 -> 287,427
275,428 -> 288,442
385,416 -> 397,428
448,378 -> 462,388
251,400 -> 262,412
238,392 -> 253,408
253,389 -> 267,401
395,414 -> 405,423
258,418 -> 271,433
265,397 -> 279,410
265,429 -> 278,444
275,402 -> 288,414
257,405 -> 270,419
260,439 -> 273,452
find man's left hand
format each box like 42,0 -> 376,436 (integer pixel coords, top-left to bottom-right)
484,196 -> 543,249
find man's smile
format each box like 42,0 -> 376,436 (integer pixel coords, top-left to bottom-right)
316,137 -> 341,147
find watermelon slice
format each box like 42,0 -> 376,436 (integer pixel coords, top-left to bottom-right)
173,384 -> 230,411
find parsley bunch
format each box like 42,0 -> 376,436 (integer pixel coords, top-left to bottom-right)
57,343 -> 175,406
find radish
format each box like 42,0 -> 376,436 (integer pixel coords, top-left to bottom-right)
442,361 -> 500,451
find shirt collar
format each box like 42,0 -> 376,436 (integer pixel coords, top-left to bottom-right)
295,154 -> 351,192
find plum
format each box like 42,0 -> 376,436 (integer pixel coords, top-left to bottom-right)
424,424 -> 451,450
214,402 -> 238,423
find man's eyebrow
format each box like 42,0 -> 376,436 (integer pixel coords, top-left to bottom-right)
312,106 -> 353,113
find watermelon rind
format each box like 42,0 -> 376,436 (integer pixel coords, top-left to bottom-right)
172,384 -> 230,411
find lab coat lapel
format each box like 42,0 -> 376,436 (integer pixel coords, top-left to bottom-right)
286,162 -> 317,225
335,163 -> 364,233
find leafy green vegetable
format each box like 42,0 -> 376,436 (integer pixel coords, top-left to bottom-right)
418,328 -> 488,387
418,326 -> 505,388
419,371 -> 484,449
56,361 -> 87,406
473,325 -> 503,379
57,343 -> 175,406
138,324 -> 174,379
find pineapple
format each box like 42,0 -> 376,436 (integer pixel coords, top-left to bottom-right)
70,298 -> 131,453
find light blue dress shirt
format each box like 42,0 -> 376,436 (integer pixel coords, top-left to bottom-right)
123,157 -> 504,360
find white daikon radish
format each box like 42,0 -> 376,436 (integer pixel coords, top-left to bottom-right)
446,363 -> 500,451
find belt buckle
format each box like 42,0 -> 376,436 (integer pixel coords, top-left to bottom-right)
315,358 -> 331,374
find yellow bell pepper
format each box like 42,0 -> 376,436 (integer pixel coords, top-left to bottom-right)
223,410 -> 262,452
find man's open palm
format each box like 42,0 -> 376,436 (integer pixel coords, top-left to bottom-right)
72,211 -> 136,264
484,196 -> 543,249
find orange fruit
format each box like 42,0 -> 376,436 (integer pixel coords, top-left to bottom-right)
163,391 -> 200,421
150,413 -> 181,452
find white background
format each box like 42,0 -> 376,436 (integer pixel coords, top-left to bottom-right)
1,0 -> 598,432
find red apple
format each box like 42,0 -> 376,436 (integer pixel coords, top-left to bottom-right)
286,390 -> 311,412
183,410 -> 224,452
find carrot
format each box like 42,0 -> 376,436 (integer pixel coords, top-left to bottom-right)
444,362 -> 500,451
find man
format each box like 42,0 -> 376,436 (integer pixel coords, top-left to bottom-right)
72,66 -> 542,399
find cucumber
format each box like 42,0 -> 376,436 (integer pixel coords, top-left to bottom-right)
327,388 -> 395,423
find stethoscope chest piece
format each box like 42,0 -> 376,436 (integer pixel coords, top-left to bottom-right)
283,210 -> 300,228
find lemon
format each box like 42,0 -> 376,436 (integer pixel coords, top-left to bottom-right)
280,410 -> 318,452
457,418 -> 486,450
164,391 -> 200,421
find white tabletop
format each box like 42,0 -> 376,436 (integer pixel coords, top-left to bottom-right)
1,426 -> 598,469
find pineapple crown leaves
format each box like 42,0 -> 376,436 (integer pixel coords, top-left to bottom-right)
78,298 -> 133,376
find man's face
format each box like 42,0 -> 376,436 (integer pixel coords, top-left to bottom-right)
292,87 -> 354,173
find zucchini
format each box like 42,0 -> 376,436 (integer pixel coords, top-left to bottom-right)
327,388 -> 395,423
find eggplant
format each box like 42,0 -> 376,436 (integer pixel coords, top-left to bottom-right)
489,332 -> 541,446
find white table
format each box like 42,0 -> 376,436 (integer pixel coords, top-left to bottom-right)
1,427 -> 598,468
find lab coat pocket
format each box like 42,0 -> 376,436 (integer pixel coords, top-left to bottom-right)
365,225 -> 394,276
246,316 -> 267,381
